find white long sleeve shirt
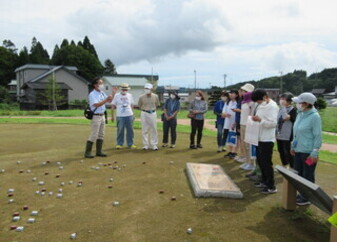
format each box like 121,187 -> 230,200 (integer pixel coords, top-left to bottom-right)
255,99 -> 279,142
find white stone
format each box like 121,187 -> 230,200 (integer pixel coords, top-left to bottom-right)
58,188 -> 63,193
38,181 -> 45,185
26,169 -> 31,173
17,161 -> 21,164
80,160 -> 84,163
31,211 -> 39,216
112,201 -> 120,207
60,182 -> 65,186
42,162 -> 46,166
8,188 -> 15,193
68,180 -> 73,185
35,190 -> 40,195
48,192 -> 53,196
109,178 -> 114,182
56,193 -> 63,198
12,216 -> 20,222
32,177 -> 37,181
70,233 -> 77,239
27,218 -> 35,223
186,228 -> 193,234
8,199 -> 15,203
59,166 -> 64,170
16,226 -> 24,232
40,192 -> 45,196
56,162 -> 62,165
95,167 -> 100,170
0,169 -> 5,173
169,161 -> 174,164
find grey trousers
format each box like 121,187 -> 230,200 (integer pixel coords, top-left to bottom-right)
88,115 -> 105,142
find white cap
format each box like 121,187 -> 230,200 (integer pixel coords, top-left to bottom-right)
292,92 -> 317,105
144,83 -> 153,89
240,83 -> 255,92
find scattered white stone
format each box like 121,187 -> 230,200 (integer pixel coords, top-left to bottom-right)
56,193 -> 63,198
41,162 -> 47,166
59,166 -> 64,170
169,161 -> 174,164
58,188 -> 63,193
68,180 -> 73,185
8,188 -> 15,193
122,164 -> 127,168
112,201 -> 120,207
0,169 -> 5,173
56,162 -> 62,165
12,216 -> 20,222
80,160 -> 84,163
26,169 -> 31,173
40,192 -> 45,196
95,167 -> 100,170
38,181 -> 45,185
8,199 -> 15,203
48,192 -> 53,196
27,218 -> 35,223
35,190 -> 40,195
77,183 -> 82,187
109,178 -> 114,182
70,233 -> 77,239
31,211 -> 39,216
91,166 -> 95,170
98,162 -> 103,166
17,161 -> 21,164
186,228 -> 193,234
32,177 -> 37,181
16,226 -> 24,232
60,182 -> 65,186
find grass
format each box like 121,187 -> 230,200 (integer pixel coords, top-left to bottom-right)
322,133 -> 337,145
0,124 -> 335,242
320,150 -> 337,165
319,107 -> 337,133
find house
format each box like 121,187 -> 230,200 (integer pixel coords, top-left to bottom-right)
14,64 -> 89,110
263,88 -> 281,101
311,88 -> 326,97
102,74 -> 159,106
323,86 -> 337,104
7,80 -> 17,102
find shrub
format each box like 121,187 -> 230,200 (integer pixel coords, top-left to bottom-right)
315,97 -> 327,110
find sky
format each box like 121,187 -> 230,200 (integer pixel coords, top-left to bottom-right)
1,0 -> 337,88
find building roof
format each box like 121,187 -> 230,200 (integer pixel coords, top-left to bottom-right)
106,74 -> 159,81
15,64 -> 78,72
21,82 -> 73,90
8,80 -> 17,85
311,88 -> 326,94
28,66 -> 88,84
103,76 -> 155,87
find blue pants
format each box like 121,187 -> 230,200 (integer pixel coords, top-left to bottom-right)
216,123 -> 227,147
116,116 -> 134,146
294,152 -> 317,183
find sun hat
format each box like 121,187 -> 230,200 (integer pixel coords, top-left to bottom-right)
240,83 -> 255,92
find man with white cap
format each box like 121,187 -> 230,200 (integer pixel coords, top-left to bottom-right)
138,83 -> 160,150
291,92 -> 322,206
111,83 -> 136,149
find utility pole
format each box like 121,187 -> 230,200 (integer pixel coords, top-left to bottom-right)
279,71 -> 283,94
194,70 -> 196,91
224,74 -> 227,89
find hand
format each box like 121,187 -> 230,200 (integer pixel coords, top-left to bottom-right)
309,156 -> 318,164
290,150 -> 295,156
232,108 -> 240,112
192,110 -> 198,114
252,115 -> 261,122
283,115 -> 291,121
111,116 -> 114,122
165,114 -> 170,120
107,95 -> 113,102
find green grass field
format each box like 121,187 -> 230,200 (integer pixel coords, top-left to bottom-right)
0,124 -> 335,241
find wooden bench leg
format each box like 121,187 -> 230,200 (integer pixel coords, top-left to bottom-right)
331,196 -> 337,242
282,177 -> 297,210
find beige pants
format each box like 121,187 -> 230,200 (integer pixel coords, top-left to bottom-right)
141,111 -> 158,147
240,125 -> 252,164
88,115 -> 105,142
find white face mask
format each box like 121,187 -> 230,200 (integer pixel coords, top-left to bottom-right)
195,96 -> 201,101
279,100 -> 286,107
121,90 -> 127,95
221,96 -> 227,101
170,94 -> 175,99
98,84 -> 104,91
144,89 -> 151,94
296,103 -> 304,111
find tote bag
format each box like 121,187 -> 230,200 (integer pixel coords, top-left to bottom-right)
227,130 -> 237,147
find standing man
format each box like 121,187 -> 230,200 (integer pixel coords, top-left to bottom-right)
111,83 -> 136,149
84,77 -> 113,158
138,83 -> 160,150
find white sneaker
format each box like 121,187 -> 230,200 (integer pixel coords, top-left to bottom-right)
142,146 -> 149,150
152,146 -> 159,151
236,157 -> 246,163
242,163 -> 255,171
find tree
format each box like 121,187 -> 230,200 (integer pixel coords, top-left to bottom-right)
60,39 -> 69,48
41,74 -> 66,110
70,40 -> 76,46
29,37 -> 49,64
82,36 -> 98,59
103,59 -> 117,75
3,39 -> 18,54
0,86 -> 11,103
315,97 -> 327,110
0,46 -> 17,86
17,47 -> 29,66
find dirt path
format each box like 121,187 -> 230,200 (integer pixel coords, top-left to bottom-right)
2,116 -> 337,152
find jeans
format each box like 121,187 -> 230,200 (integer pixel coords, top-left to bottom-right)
116,116 -> 134,146
277,139 -> 294,167
216,122 -> 227,147
163,118 -> 177,144
256,141 -> 275,189
190,119 -> 204,145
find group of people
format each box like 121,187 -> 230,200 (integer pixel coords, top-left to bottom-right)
84,77 -> 322,206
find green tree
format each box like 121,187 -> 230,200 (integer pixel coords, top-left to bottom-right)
17,46 -> 29,67
103,59 -> 117,75
3,39 -> 18,54
41,74 -> 66,110
0,46 -> 17,86
315,97 -> 327,110
29,37 -> 49,64
82,36 -> 98,59
60,39 -> 69,48
0,86 -> 11,103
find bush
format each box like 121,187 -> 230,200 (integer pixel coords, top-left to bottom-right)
315,97 -> 327,110
0,102 -> 19,110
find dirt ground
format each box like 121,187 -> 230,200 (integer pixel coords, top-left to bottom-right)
0,124 -> 336,242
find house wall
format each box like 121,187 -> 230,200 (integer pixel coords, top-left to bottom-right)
38,69 -> 89,102
15,69 -> 48,99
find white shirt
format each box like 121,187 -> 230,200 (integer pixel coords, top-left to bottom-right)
111,92 -> 134,117
222,100 -> 237,130
240,101 -> 254,125
89,89 -> 107,114
255,100 -> 279,142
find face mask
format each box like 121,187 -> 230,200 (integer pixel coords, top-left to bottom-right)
279,100 -> 286,106
144,89 -> 151,94
170,94 -> 175,99
195,96 -> 201,101
121,90 -> 127,95
221,97 -> 227,101
296,103 -> 304,111
98,84 -> 104,91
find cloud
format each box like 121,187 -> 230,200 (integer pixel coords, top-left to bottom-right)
67,0 -> 232,65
